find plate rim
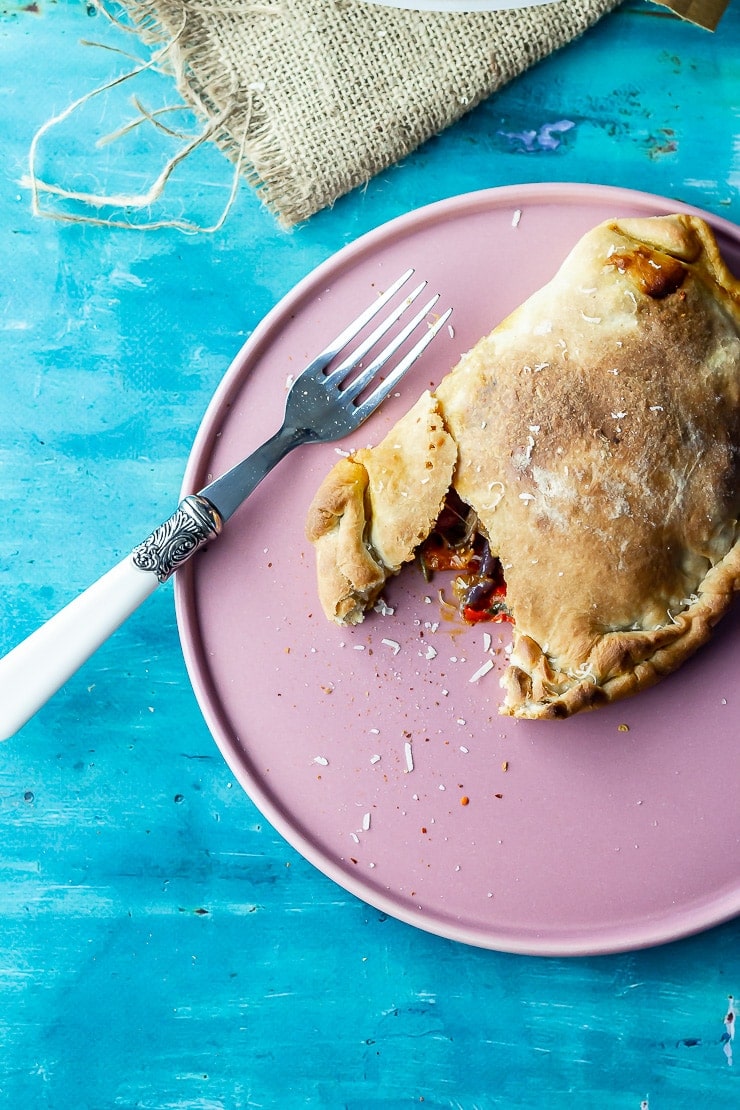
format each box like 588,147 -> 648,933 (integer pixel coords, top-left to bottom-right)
175,182 -> 740,956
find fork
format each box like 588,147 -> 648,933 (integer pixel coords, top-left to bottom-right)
0,270 -> 451,739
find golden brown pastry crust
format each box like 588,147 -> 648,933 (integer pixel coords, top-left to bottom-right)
306,215 -> 740,718
305,391 -> 457,624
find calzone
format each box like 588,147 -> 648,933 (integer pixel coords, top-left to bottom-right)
305,215 -> 740,718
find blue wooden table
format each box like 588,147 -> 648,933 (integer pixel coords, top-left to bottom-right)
2,1 -> 739,1105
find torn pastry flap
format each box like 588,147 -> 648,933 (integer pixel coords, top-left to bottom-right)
306,214 -> 740,719
305,390 -> 458,624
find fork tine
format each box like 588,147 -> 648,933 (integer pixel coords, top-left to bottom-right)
353,306 -> 453,422
310,268 -> 416,371
324,280 -> 428,384
340,292 -> 441,404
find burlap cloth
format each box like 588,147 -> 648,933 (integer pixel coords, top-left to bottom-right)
113,0 -> 622,227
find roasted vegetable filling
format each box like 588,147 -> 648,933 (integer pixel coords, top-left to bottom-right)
418,489 -> 512,625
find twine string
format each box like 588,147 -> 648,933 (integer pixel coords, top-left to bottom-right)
25,12 -> 247,233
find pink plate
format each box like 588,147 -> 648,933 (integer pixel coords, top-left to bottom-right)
175,183 -> 740,956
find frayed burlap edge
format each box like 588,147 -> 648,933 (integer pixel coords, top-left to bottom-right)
101,0 -> 621,227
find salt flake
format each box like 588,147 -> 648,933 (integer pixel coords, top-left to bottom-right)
469,659 -> 495,683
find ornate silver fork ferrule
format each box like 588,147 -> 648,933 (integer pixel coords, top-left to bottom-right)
132,494 -> 223,583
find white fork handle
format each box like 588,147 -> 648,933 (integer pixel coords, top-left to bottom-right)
0,557 -> 159,741
0,493 -> 222,740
